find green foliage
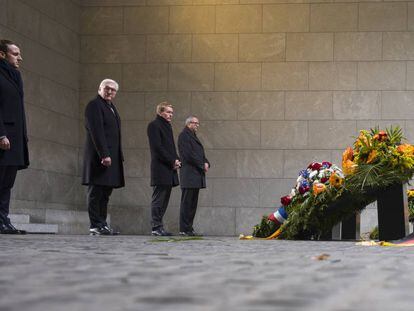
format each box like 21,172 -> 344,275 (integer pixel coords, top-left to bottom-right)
252,216 -> 278,238
369,226 -> 379,240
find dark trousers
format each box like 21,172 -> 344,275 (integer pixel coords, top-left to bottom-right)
180,188 -> 200,232
0,166 -> 18,225
87,185 -> 113,229
151,185 -> 172,230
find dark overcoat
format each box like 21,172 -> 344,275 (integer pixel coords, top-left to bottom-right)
147,115 -> 179,187
82,95 -> 125,188
0,66 -> 29,169
178,127 -> 209,189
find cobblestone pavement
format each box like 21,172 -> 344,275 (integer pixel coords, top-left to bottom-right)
1,235 -> 414,311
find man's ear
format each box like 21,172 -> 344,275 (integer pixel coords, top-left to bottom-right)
0,51 -> 5,59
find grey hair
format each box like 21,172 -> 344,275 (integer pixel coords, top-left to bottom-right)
99,79 -> 119,91
185,116 -> 198,126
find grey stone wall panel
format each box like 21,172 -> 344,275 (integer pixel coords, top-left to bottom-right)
81,7 -> 123,34
263,4 -> 309,33
237,91 -> 285,121
147,35 -> 192,63
239,34 -> 285,62
236,150 -> 284,178
333,91 -> 381,120
359,2 -> 407,31
310,3 -> 358,32
309,62 -> 357,90
261,121 -> 308,149
169,6 -> 215,34
285,91 -> 333,120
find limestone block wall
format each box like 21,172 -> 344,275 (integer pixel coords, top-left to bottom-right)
0,0 -> 82,232
78,0 -> 414,236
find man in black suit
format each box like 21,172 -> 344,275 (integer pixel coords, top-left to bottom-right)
0,40 -> 29,234
82,79 -> 124,235
178,116 -> 209,236
147,102 -> 181,236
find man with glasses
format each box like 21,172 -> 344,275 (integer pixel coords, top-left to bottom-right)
82,79 -> 124,235
178,116 -> 209,236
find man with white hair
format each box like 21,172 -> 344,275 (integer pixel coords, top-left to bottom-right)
82,79 -> 125,235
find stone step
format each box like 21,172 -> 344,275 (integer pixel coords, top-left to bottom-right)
9,214 -> 30,224
14,223 -> 58,234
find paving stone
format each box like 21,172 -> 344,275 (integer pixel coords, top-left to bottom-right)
0,235 -> 413,311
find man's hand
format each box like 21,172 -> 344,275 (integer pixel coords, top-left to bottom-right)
173,159 -> 181,170
101,157 -> 112,167
204,162 -> 209,173
0,137 -> 10,150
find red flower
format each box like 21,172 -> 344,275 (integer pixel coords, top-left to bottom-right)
280,195 -> 292,206
308,162 -> 322,171
322,161 -> 332,168
299,185 -> 310,194
320,177 -> 329,183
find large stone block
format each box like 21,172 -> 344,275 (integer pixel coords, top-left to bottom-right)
383,32 -> 414,61
192,34 -> 238,62
191,92 -> 238,120
81,0 -> 145,6
29,138 -> 78,176
262,62 -> 308,90
145,92 -> 192,121
215,63 -> 261,91
310,3 -> 358,32
405,121 -> 414,143
285,91 -> 333,120
236,207 -> 276,236
146,35 -> 192,63
54,0 -> 80,33
358,62 -> 406,90
334,32 -> 382,61
147,0 -> 192,4
194,0 -> 239,4
123,149 -> 146,178
114,92 -> 146,121
80,64 -> 122,92
287,33 -> 333,61
263,4 -> 309,33
0,0 -> 7,25
109,205 -> 151,235
7,0 -> 40,40
204,149 -> 237,178
123,64 -> 168,91
261,121 -> 308,149
237,150 -> 283,178
409,3 -> 414,31
124,7 -> 169,34
381,91 -> 414,120
40,15 -> 79,61
259,178 -> 296,208
194,206 -> 236,236
81,7 -> 123,34
333,91 -> 380,120
216,5 -> 262,33
239,34 -> 285,62
23,70 -> 78,118
308,121 -> 356,149
27,104 -> 79,147
122,121 -> 148,148
213,179 -> 259,207
359,3 -> 407,31
119,177 -> 152,207
169,63 -> 214,91
309,62 -> 357,90
198,121 -> 260,149
284,150 -> 332,178
237,92 -> 284,120
169,6 -> 215,33
81,35 -> 145,63
408,62 -> 414,90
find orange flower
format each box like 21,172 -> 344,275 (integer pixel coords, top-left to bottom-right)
342,159 -> 356,175
397,144 -> 414,155
366,150 -> 377,164
342,147 -> 354,162
313,182 -> 326,195
329,173 -> 343,188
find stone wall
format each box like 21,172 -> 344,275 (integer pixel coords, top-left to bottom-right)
78,0 -> 414,236
0,0 -> 83,233
3,0 -> 414,235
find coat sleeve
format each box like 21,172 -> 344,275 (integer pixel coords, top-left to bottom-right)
178,131 -> 204,171
147,122 -> 176,167
85,101 -> 110,158
0,86 -> 6,137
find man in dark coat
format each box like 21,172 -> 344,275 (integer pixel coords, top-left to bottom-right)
147,102 -> 181,236
82,79 -> 124,235
0,40 -> 29,234
178,116 -> 209,236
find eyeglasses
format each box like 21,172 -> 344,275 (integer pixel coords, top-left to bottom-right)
190,121 -> 200,125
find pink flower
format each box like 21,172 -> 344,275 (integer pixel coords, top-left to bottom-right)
299,185 -> 310,194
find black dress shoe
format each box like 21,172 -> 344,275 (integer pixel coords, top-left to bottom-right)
0,223 -> 26,234
179,230 -> 202,237
151,228 -> 173,236
89,227 -> 111,236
